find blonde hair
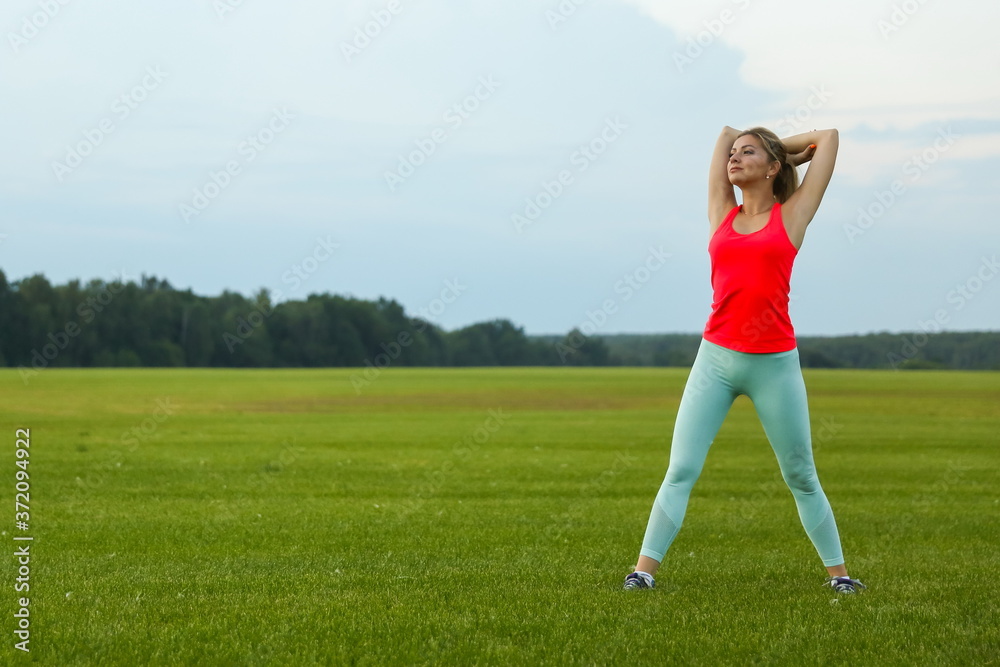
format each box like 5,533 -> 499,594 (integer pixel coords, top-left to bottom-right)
739,126 -> 798,204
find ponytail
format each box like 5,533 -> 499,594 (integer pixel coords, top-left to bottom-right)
774,160 -> 799,204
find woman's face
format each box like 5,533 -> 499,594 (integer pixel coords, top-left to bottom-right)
728,134 -> 775,186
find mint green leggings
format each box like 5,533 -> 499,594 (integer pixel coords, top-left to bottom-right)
640,338 -> 845,567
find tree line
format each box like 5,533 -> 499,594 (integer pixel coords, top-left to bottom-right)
593,332 -> 1000,371
2,271 -> 997,374
1,271 -> 608,376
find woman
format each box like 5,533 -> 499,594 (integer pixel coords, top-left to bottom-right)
623,126 -> 866,594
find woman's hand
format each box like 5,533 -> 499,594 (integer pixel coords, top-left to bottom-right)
786,143 -> 816,168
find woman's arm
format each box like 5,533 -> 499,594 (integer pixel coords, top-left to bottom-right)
782,129 -> 832,155
782,128 -> 839,241
786,143 -> 816,168
708,125 -> 741,232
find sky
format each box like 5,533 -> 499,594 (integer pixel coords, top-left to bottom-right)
2,0 -> 998,336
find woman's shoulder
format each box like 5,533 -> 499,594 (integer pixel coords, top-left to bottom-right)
710,203 -> 742,236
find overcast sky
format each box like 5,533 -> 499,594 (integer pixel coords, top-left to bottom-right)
2,0 -> 998,335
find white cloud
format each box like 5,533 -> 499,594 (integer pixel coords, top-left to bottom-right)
618,0 -> 1000,131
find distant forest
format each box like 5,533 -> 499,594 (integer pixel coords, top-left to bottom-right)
3,271 -> 998,374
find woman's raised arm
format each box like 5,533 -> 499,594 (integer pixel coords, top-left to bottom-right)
782,128 -> 839,238
708,125 -> 741,232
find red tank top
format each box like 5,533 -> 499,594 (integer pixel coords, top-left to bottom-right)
703,203 -> 798,353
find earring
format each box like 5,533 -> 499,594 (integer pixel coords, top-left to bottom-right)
766,174 -> 770,179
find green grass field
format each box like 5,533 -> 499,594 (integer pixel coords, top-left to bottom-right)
3,367 -> 999,665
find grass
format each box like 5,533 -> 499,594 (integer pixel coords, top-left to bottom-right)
2,367 -> 999,665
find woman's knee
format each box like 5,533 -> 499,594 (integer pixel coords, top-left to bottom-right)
665,460 -> 702,488
781,466 -> 820,494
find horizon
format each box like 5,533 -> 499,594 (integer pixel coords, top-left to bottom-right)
4,264 -> 996,339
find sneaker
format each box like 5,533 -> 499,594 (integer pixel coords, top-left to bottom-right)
824,576 -> 867,594
623,572 -> 655,590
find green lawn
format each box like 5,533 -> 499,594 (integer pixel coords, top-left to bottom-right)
3,367 -> 999,665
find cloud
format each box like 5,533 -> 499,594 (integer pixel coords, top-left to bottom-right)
617,0 -> 1000,131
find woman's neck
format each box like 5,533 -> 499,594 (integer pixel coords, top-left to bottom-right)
739,186 -> 776,215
